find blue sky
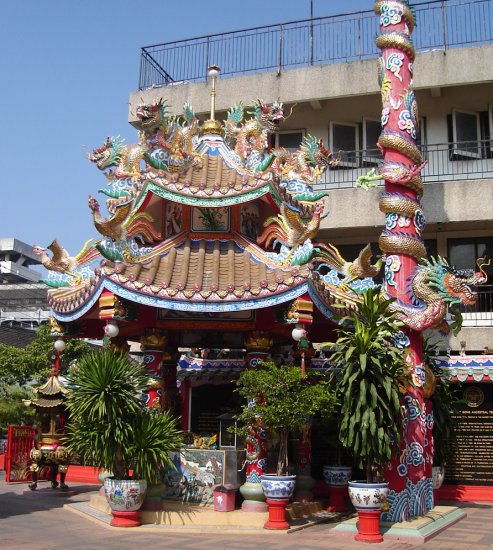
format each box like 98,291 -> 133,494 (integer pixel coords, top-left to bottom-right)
0,0 -> 407,256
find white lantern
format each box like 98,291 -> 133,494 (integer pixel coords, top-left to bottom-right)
291,325 -> 307,342
208,65 -> 220,78
104,321 -> 119,338
53,338 -> 66,352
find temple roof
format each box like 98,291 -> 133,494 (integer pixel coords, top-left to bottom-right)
139,137 -> 272,208
48,233 -> 311,320
34,375 -> 69,397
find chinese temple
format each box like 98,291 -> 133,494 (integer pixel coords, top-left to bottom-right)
37,0 -> 488,523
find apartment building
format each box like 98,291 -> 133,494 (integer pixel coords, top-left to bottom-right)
129,0 -> 493,354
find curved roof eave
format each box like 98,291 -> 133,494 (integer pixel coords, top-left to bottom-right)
51,277 -> 309,323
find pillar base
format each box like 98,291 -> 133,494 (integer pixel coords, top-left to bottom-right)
110,510 -> 141,527
264,498 -> 290,530
327,485 -> 349,513
240,481 -> 267,512
355,509 -> 383,543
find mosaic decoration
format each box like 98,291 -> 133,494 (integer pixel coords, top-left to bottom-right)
381,477 -> 433,522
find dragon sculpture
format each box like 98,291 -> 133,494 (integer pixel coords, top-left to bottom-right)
224,99 -> 285,169
270,135 -> 338,186
141,100 -> 201,172
88,135 -> 146,183
33,239 -> 99,285
388,256 -> 489,333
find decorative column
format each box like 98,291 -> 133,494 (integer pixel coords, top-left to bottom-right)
239,331 -> 272,512
374,1 -> 432,520
140,329 -> 169,411
291,298 -> 316,502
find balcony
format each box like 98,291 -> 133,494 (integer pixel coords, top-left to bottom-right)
460,285 -> 493,327
139,0 -> 493,90
314,140 -> 493,191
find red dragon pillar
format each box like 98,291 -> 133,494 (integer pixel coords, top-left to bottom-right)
374,0 -> 432,520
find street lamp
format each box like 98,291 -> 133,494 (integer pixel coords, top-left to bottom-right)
104,320 -> 120,339
292,324 -> 308,375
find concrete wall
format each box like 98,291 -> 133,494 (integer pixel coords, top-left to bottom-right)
129,45 -> 493,120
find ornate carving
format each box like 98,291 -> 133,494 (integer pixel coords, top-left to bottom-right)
244,331 -> 273,352
140,328 -> 168,351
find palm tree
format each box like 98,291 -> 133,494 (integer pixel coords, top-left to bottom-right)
64,349 -> 182,483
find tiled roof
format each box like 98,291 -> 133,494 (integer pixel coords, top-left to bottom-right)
0,325 -> 38,348
48,234 -> 310,314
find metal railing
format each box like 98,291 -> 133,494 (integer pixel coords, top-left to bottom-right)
460,285 -> 493,325
139,0 -> 493,89
315,140 -> 493,190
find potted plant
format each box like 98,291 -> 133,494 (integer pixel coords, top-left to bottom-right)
234,361 -> 336,529
328,288 -> 411,543
64,349 -> 182,527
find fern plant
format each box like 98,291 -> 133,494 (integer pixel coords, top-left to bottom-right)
328,288 -> 411,483
64,349 -> 182,483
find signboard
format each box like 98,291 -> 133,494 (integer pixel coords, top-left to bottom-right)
5,426 -> 35,483
445,384 -> 493,485
161,448 -> 225,505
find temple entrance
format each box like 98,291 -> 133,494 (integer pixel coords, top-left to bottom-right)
190,383 -> 240,438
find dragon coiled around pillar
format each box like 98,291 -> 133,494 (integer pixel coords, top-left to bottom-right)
387,257 -> 489,333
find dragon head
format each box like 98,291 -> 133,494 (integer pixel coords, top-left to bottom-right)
425,256 -> 487,307
252,99 -> 284,131
135,98 -> 168,131
88,136 -> 126,170
33,245 -> 46,256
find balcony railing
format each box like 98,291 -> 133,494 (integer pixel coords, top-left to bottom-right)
314,140 -> 493,191
139,0 -> 493,89
460,285 -> 493,326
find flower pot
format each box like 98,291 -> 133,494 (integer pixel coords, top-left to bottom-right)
348,480 -> 389,543
323,465 -> 351,513
260,474 -> 296,530
103,478 -> 147,527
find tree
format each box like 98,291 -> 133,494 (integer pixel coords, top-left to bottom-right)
0,322 -> 92,388
234,361 -> 337,476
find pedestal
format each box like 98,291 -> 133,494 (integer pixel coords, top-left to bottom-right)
110,510 -> 141,527
355,510 -> 383,543
327,485 -> 349,513
240,481 -> 268,512
264,498 -> 290,530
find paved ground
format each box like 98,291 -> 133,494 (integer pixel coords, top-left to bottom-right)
1,473 -> 493,549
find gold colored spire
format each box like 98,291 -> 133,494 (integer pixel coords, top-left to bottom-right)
201,65 -> 223,135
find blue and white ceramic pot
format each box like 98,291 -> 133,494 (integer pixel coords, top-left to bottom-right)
260,474 -> 296,501
104,477 -> 148,512
323,465 -> 352,487
348,480 -> 389,511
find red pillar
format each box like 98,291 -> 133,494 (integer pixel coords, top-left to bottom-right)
374,1 -> 432,520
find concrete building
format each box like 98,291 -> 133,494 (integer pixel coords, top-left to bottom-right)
129,1 -> 493,353
0,238 -> 49,345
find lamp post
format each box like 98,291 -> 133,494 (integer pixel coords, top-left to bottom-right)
292,324 -> 308,375
53,338 -> 66,376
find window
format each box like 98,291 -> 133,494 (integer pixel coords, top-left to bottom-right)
448,237 -> 493,280
451,109 -> 481,159
362,119 -> 381,164
272,130 -> 305,153
330,122 -> 359,168
489,105 -> 493,152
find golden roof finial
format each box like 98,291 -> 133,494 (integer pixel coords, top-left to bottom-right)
201,65 -> 223,135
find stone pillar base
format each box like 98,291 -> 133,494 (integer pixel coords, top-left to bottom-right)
240,481 -> 267,512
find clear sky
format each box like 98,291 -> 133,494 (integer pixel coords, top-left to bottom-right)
0,0 -> 423,256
